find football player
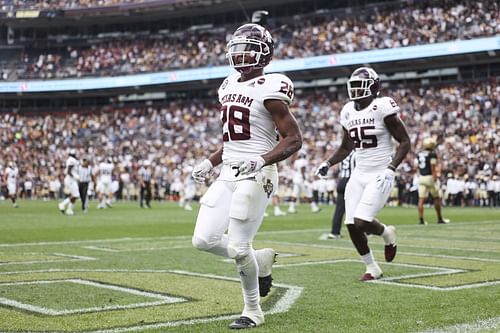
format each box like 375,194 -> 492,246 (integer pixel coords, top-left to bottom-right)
58,149 -> 80,215
96,157 -> 114,209
315,67 -> 410,281
416,137 -> 450,224
288,151 -> 320,213
191,23 -> 302,329
4,161 -> 19,208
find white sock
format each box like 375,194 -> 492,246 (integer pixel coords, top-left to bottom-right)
61,198 -> 70,207
69,203 -> 74,211
361,251 -> 375,266
235,250 -> 259,308
289,202 -> 296,210
311,202 -> 318,210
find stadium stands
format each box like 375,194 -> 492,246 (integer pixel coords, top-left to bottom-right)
0,0 -> 498,79
0,0 -> 498,206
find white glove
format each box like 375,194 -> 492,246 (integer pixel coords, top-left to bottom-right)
236,156 -> 266,176
376,168 -> 395,194
192,159 -> 213,183
315,161 -> 331,177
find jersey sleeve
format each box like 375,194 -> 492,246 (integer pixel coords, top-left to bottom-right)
218,77 -> 230,103
429,151 -> 438,165
261,74 -> 294,105
339,104 -> 350,129
380,96 -> 400,118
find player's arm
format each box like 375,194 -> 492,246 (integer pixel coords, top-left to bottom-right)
430,155 -> 438,182
261,99 -> 302,165
326,128 -> 355,166
207,146 -> 223,168
384,114 -> 411,169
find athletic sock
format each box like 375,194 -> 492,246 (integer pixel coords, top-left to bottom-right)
235,249 -> 259,308
361,251 -> 375,266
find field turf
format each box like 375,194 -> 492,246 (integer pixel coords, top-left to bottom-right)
0,200 -> 499,333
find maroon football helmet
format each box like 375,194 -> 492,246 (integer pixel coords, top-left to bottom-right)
226,23 -> 274,73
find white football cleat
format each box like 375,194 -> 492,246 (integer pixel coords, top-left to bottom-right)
65,209 -> 74,216
255,248 -> 277,297
360,263 -> 383,281
382,225 -> 397,262
255,248 -> 276,278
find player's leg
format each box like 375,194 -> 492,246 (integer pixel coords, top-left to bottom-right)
8,183 -> 17,207
227,176 -> 275,329
192,181 -> 232,257
345,175 -> 382,280
330,178 -> 347,238
59,177 -> 71,213
430,185 -> 449,224
66,180 -> 80,215
353,172 -> 397,265
288,182 -> 301,213
417,179 -> 429,224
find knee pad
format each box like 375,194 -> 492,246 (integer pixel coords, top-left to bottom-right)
227,241 -> 251,260
192,235 -> 212,251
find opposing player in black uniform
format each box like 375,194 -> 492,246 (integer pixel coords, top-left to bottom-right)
416,138 -> 449,224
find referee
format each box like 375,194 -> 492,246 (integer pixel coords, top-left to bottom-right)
139,160 -> 152,208
79,157 -> 93,213
328,151 -> 355,239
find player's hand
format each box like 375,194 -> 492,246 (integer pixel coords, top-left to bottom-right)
192,159 -> 213,183
376,168 -> 395,194
315,161 -> 331,177
236,156 -> 266,176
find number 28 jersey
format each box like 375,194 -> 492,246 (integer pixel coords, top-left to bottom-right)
340,96 -> 400,172
217,72 -> 294,164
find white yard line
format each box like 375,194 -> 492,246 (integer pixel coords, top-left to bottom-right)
0,268 -> 302,333
0,253 -> 96,266
415,316 -> 500,333
0,278 -> 185,316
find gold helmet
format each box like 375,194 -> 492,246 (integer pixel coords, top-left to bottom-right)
422,137 -> 437,150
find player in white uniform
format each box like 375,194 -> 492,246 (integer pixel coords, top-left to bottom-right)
58,149 -> 80,215
287,151 -> 320,214
191,23 -> 302,329
96,157 -> 114,209
4,162 -> 19,208
316,67 -> 410,281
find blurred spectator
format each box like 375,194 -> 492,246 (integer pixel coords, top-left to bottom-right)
0,81 -> 497,206
1,0 -> 498,79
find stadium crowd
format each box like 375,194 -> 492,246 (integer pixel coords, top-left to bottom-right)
0,0 -> 164,11
3,0 -> 498,79
1,81 -> 499,207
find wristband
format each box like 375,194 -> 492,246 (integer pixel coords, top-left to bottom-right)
387,164 -> 396,171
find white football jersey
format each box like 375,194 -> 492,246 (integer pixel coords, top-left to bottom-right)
293,158 -> 307,183
217,72 -> 294,165
98,162 -> 114,183
5,167 -> 18,184
65,157 -> 79,178
340,96 -> 399,172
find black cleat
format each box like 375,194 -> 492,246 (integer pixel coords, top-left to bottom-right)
259,275 -> 273,297
229,316 -> 257,329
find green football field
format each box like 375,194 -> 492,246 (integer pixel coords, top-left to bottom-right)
0,200 -> 499,333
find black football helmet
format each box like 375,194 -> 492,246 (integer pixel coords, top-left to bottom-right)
347,67 -> 380,100
226,23 -> 274,73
